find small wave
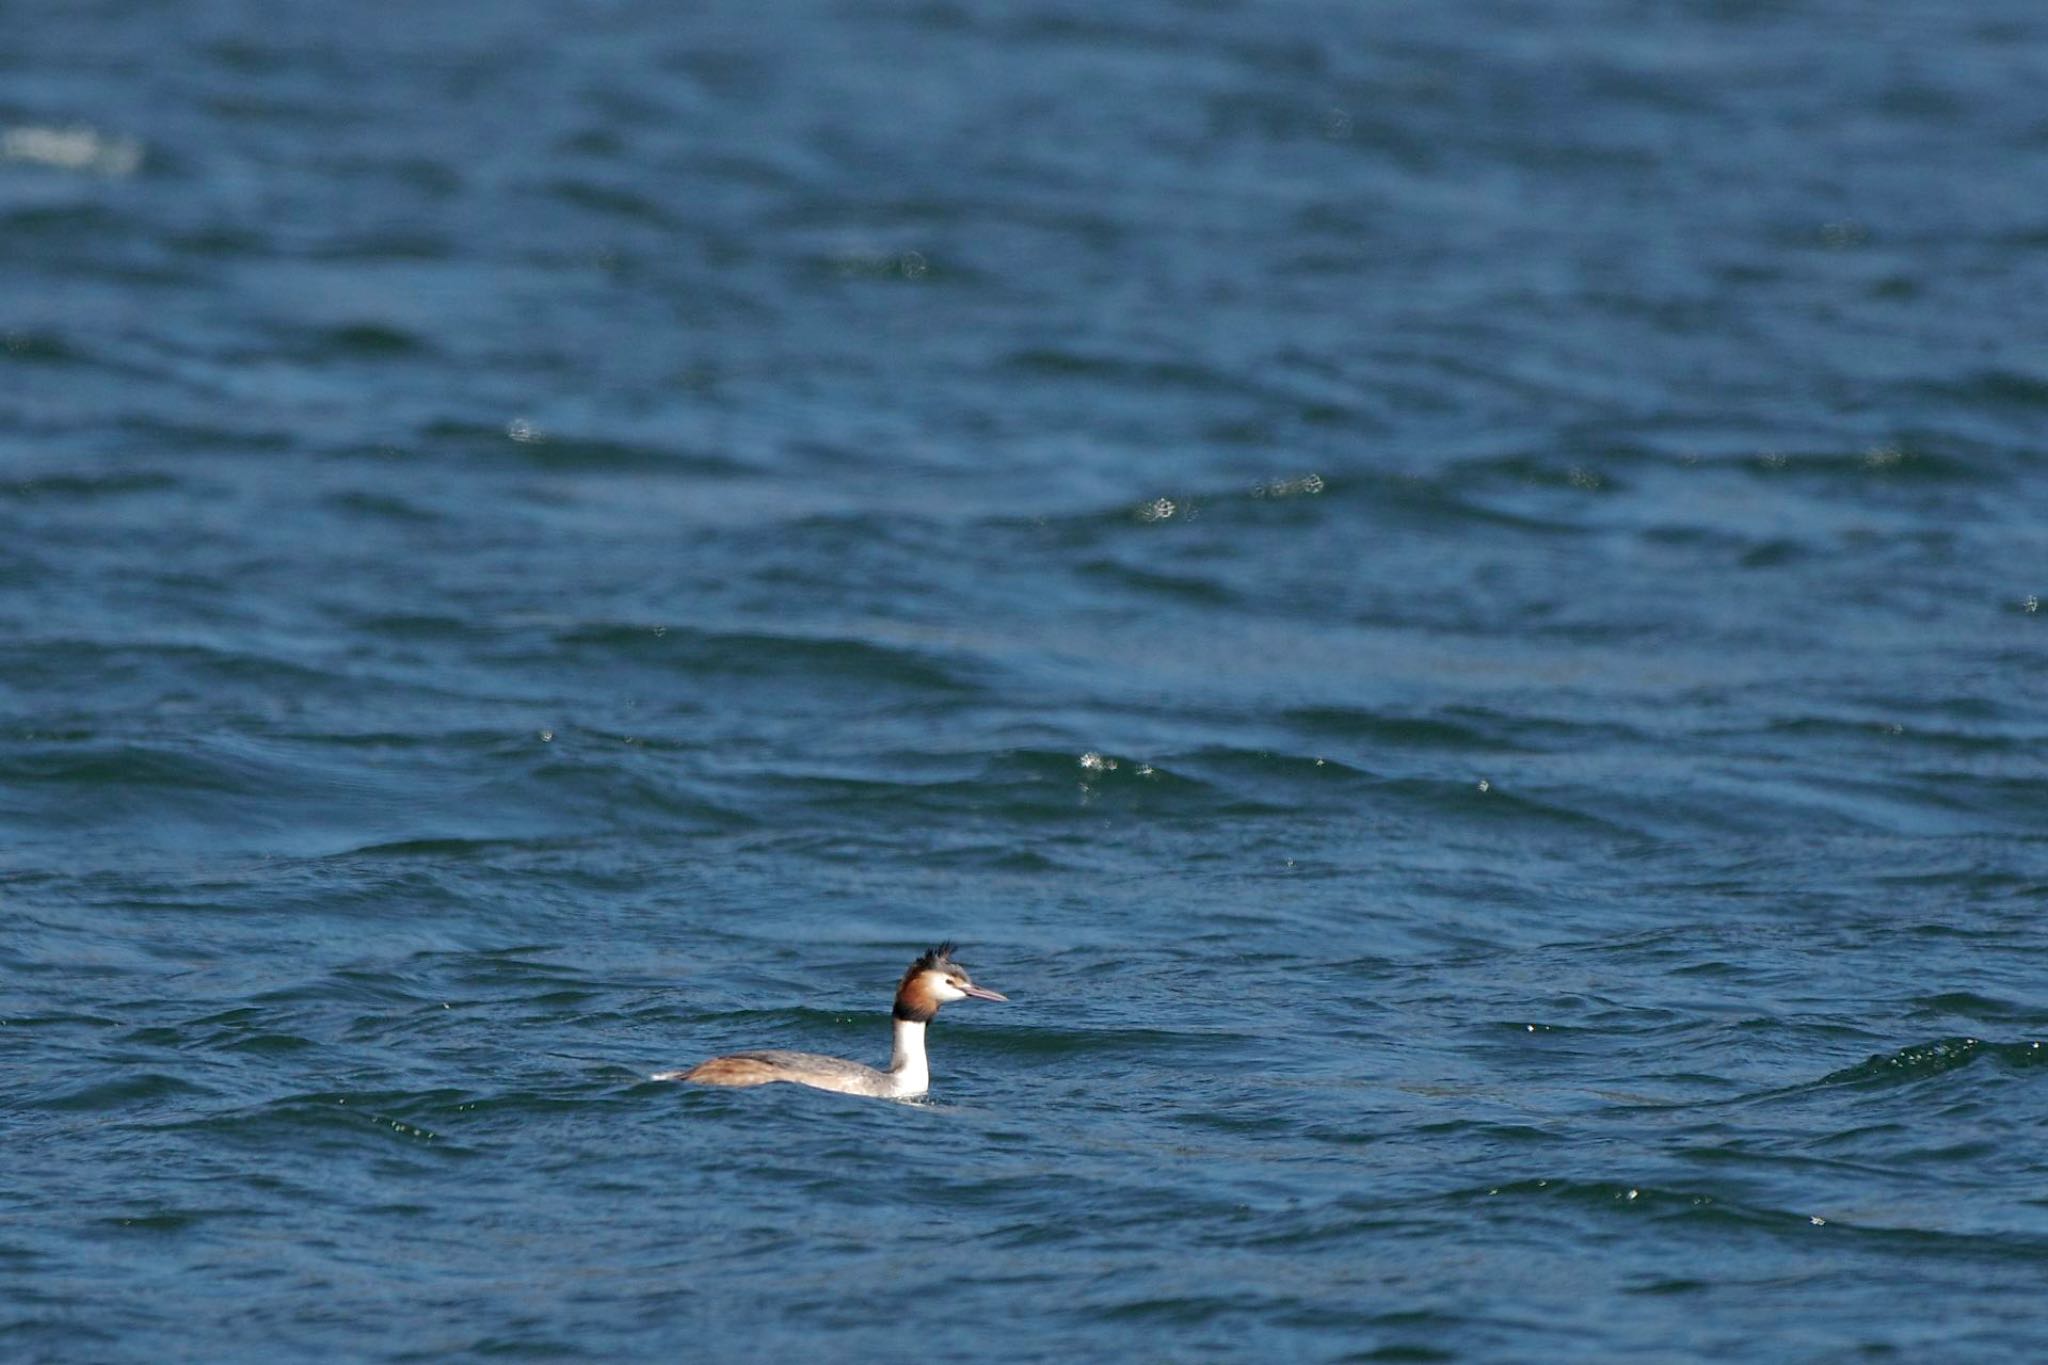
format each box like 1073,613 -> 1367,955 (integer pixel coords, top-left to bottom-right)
1283,704 -> 1504,749
545,622 -> 984,697
1913,368 -> 2048,413
161,1090 -> 483,1155
1727,445 -> 1988,484
1003,346 -> 1240,394
1446,1177 -> 1835,1232
1817,1037 -> 2048,1089
31,1072 -> 219,1113
0,470 -> 178,501
545,176 -> 682,229
1906,992 -> 2048,1028
321,491 -> 447,525
0,330 -> 82,365
419,418 -> 750,475
311,322 -> 428,357
1075,558 -> 1238,606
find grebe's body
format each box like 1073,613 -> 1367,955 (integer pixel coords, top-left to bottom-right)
653,944 -> 1006,1099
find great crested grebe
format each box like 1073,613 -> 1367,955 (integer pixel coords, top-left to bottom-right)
652,943 -> 1008,1099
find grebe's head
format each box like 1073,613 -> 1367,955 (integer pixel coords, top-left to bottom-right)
894,942 -> 1008,1022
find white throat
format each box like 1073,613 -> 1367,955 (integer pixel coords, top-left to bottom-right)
887,1017 -> 930,1097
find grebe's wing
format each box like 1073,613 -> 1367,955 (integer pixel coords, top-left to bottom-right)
652,1049 -> 890,1093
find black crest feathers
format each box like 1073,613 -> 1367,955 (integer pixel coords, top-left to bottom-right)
895,943 -> 962,1021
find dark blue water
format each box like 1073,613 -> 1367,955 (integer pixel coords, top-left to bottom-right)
7,1 -> 2047,1359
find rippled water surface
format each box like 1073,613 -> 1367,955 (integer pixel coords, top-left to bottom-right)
7,1 -> 2048,1360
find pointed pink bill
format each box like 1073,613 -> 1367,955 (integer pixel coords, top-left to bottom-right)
960,982 -> 1009,1002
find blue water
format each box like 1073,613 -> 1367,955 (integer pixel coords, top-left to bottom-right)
7,1 -> 2047,1359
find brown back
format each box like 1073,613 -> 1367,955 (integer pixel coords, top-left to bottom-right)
683,1055 -> 784,1087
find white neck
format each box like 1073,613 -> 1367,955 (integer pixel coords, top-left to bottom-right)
887,1017 -> 930,1097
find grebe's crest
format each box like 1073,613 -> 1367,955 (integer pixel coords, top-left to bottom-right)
906,942 -> 961,977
